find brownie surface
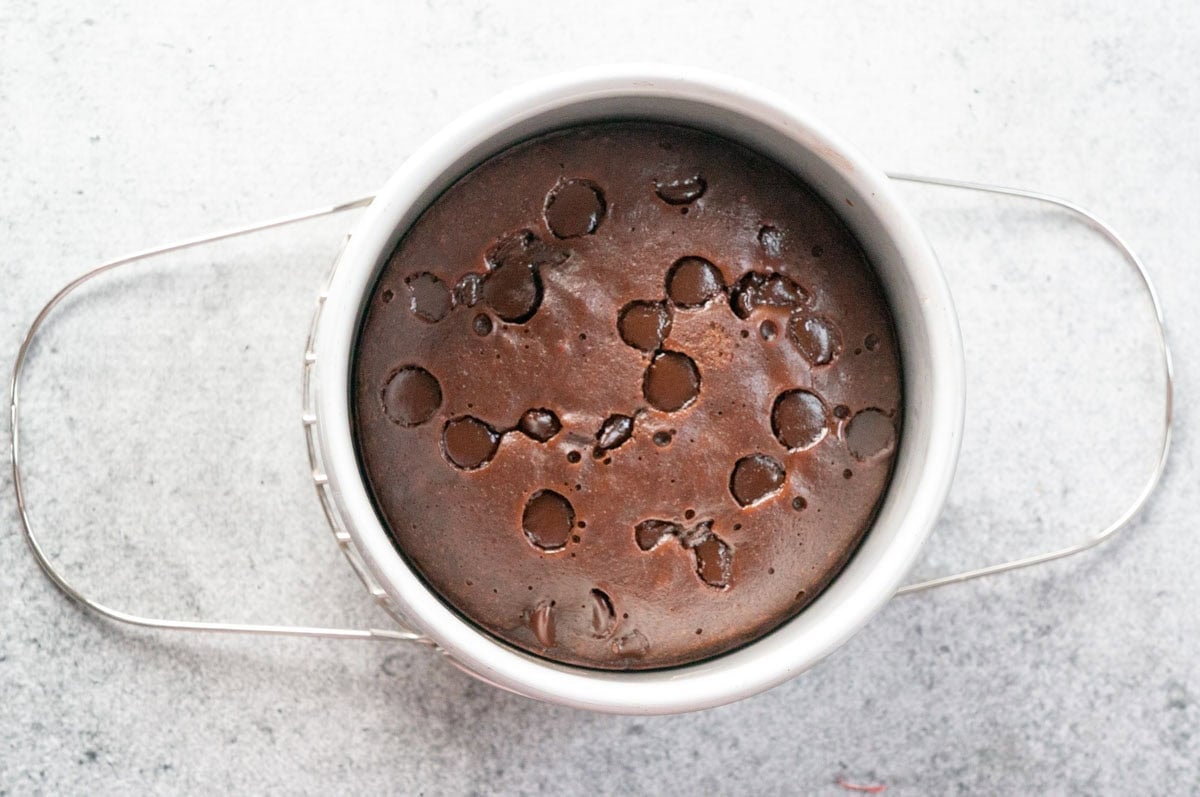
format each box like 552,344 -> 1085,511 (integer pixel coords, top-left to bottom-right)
351,122 -> 902,669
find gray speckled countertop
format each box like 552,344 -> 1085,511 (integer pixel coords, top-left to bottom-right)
2,2 -> 1197,794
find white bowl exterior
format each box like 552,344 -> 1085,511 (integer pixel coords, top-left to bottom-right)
311,65 -> 964,714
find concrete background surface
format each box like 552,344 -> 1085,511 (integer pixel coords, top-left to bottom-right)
1,1 -> 1196,793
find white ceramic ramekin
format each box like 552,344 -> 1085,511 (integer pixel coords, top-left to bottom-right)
307,64 -> 965,714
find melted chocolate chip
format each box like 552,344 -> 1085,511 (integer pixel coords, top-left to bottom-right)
666,257 -> 725,308
730,454 -> 786,506
483,262 -> 543,323
771,389 -> 828,451
454,273 -> 485,307
642,350 -> 700,412
545,179 -> 605,238
589,589 -> 617,638
381,366 -> 441,427
729,271 -> 807,319
689,531 -> 733,589
758,225 -> 784,257
654,175 -> 706,205
442,416 -> 500,470
519,408 -> 562,442
486,228 -> 569,271
611,629 -> 649,658
845,409 -> 897,460
788,313 -> 842,365
634,518 -> 682,551
618,300 -> 672,352
596,414 -> 635,451
404,272 -> 451,322
522,490 -> 576,551
529,600 -> 556,648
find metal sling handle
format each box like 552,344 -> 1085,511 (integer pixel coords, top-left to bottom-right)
8,176 -> 1174,643
9,195 -> 422,643
891,173 -> 1174,594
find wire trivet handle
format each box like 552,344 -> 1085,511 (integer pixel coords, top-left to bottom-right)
888,174 -> 1174,595
9,194 -> 425,643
